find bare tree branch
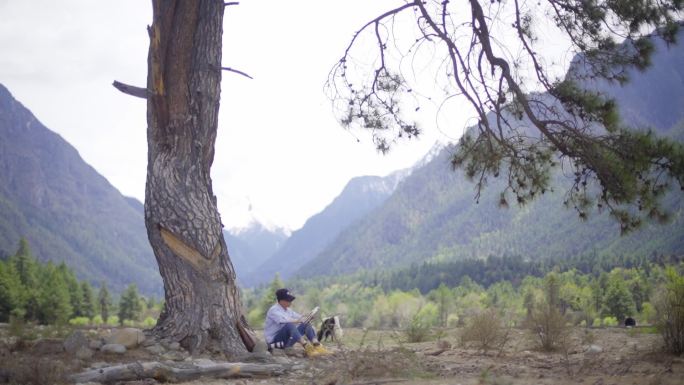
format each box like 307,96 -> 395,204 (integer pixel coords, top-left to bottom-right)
112,80 -> 148,99
224,2 -> 239,6
221,67 -> 254,79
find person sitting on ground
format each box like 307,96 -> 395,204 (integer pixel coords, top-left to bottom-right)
264,288 -> 331,357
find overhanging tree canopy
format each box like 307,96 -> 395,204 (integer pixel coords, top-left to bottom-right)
327,0 -> 684,232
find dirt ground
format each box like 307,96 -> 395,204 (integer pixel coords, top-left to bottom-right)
183,327 -> 682,385
1,326 -> 682,385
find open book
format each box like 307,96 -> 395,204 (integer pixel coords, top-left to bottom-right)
299,306 -> 319,324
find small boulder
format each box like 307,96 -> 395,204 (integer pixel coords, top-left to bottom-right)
64,330 -> 89,354
89,339 -> 104,350
145,344 -> 166,355
75,346 -> 94,360
585,344 -> 603,355
101,343 -> 127,354
107,328 -> 145,349
167,341 -> 181,351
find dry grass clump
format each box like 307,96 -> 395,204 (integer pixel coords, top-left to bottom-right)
334,346 -> 432,382
460,308 -> 511,354
528,304 -> 569,351
1,356 -> 67,385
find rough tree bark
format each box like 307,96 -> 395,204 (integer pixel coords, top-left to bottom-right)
143,0 -> 247,355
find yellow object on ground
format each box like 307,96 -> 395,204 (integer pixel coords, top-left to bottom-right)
314,344 -> 332,355
304,343 -> 320,357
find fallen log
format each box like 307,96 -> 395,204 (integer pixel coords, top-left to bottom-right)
69,359 -> 288,383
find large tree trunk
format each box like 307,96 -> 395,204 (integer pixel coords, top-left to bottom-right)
144,0 -> 246,355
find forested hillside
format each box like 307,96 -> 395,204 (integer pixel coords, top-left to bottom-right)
243,171 -> 408,286
302,33 -> 684,278
0,84 -> 161,295
224,223 -> 289,282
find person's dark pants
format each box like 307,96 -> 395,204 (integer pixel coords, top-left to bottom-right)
270,323 -> 316,348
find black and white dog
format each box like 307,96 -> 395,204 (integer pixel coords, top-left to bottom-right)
317,316 -> 343,342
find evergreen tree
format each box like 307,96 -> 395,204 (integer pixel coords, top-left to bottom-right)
80,281 -> 96,319
0,261 -> 23,322
10,239 -> 40,320
37,262 -> 73,324
98,282 -> 112,323
58,262 -> 83,318
118,284 -> 142,324
10,238 -> 37,290
256,274 -> 284,322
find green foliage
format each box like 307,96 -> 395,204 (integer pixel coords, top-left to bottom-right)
69,316 -> 91,326
143,316 -> 157,327
603,270 -> 636,321
80,281 -> 96,319
404,311 -> 432,343
654,267 -> 684,354
527,273 -> 570,351
251,274 -> 285,326
602,316 -> 619,326
427,283 -> 451,327
118,284 -> 143,324
0,259 -> 22,322
98,282 -> 112,322
36,262 -> 72,324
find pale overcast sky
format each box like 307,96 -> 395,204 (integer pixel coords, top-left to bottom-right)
0,1 -> 573,231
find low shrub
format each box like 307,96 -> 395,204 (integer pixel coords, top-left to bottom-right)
460,308 -> 510,353
654,267 -> 684,354
69,317 -> 90,326
602,316 -> 619,327
404,313 -> 431,343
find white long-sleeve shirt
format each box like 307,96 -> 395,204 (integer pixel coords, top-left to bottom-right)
264,303 -> 301,343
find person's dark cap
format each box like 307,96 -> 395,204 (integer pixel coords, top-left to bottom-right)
275,288 -> 296,302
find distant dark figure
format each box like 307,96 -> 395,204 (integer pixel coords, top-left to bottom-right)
624,317 -> 636,327
317,316 -> 342,342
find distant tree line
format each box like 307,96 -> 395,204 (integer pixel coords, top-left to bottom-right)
0,238 -> 157,326
249,261 -> 682,340
360,252 -> 683,294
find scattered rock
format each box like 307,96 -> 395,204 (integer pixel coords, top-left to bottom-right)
89,339 -> 104,350
32,338 -> 65,355
101,343 -> 127,354
145,344 -> 166,355
75,346 -> 94,360
167,341 -> 181,351
436,340 -> 452,350
64,330 -> 89,354
271,356 -> 292,365
107,328 -> 145,349
162,351 -> 187,361
585,345 -> 603,355
90,362 -> 109,369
